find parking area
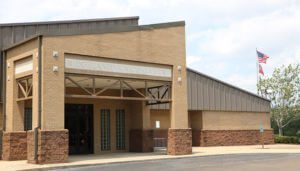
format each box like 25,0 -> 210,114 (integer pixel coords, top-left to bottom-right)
1,144 -> 300,171
57,153 -> 300,171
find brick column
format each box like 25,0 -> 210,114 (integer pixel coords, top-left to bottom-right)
2,131 -> 27,160
167,128 -> 192,155
27,129 -> 68,164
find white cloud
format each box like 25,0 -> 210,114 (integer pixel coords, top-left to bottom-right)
186,55 -> 202,66
199,6 -> 300,57
227,73 -> 258,93
0,0 -> 299,93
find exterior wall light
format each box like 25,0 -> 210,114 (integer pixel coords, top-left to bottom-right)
177,65 -> 182,72
7,62 -> 10,68
53,66 -> 59,72
178,77 -> 182,82
53,51 -> 59,58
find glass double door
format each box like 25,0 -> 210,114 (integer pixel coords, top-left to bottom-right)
65,104 -> 93,155
100,109 -> 126,151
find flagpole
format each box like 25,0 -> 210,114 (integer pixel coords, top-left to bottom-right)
256,48 -> 259,95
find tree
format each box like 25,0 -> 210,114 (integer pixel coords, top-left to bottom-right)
257,64 -> 300,136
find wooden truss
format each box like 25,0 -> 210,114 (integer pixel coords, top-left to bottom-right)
146,85 -> 170,105
65,75 -> 171,105
17,76 -> 33,101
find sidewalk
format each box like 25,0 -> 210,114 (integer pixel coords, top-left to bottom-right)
1,144 -> 300,171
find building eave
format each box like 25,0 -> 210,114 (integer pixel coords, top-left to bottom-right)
0,16 -> 139,27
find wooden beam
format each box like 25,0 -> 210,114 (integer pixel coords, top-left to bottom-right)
146,101 -> 171,105
92,77 -> 96,94
120,79 -> 123,97
148,89 -> 157,99
66,77 -> 93,95
27,83 -> 33,97
65,94 -> 171,102
145,81 -> 148,97
65,71 -> 172,82
25,79 -> 28,95
160,86 -> 169,99
95,80 -> 120,96
122,80 -> 145,97
16,96 -> 32,102
18,82 -> 27,98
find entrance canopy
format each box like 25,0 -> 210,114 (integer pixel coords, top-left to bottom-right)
64,54 -> 172,105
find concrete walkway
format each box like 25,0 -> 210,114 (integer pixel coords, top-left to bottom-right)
1,144 -> 300,171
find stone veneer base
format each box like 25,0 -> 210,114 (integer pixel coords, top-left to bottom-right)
2,131 -> 27,160
129,129 -> 154,152
199,129 -> 274,146
0,130 -> 2,160
27,129 -> 69,164
167,128 -> 192,155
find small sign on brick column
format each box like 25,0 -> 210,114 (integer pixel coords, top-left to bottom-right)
260,124 -> 264,149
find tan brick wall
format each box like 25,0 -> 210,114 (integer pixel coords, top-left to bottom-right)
4,25 -> 189,159
150,109 -> 170,129
202,111 -> 271,130
5,39 -> 39,132
42,25 -> 188,129
5,25 -> 189,132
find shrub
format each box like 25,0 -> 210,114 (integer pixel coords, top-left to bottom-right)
274,135 -> 299,144
296,130 -> 300,138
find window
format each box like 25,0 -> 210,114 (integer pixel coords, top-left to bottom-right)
24,108 -> 32,131
100,109 -> 111,151
116,109 -> 125,150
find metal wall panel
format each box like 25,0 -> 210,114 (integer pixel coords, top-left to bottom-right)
0,17 -> 139,102
187,69 -> 270,112
0,17 -> 138,50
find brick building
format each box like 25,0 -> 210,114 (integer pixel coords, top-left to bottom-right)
0,16 -> 273,164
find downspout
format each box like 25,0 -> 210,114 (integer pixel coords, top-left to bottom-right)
2,51 -> 6,132
34,35 -> 42,161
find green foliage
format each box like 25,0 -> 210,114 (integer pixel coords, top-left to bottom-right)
274,135 -> 299,144
296,130 -> 300,138
258,64 -> 300,136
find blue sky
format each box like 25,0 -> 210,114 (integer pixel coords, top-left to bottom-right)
1,0 -> 300,93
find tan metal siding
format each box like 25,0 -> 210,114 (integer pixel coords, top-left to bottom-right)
0,18 -> 138,50
187,69 -> 270,112
0,17 -> 139,102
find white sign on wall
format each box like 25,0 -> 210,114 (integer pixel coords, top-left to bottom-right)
15,57 -> 33,75
65,54 -> 172,80
155,121 -> 160,128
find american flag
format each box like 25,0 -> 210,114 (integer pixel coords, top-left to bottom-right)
259,64 -> 264,76
257,50 -> 269,64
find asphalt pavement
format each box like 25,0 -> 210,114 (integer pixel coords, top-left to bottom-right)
53,153 -> 300,171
